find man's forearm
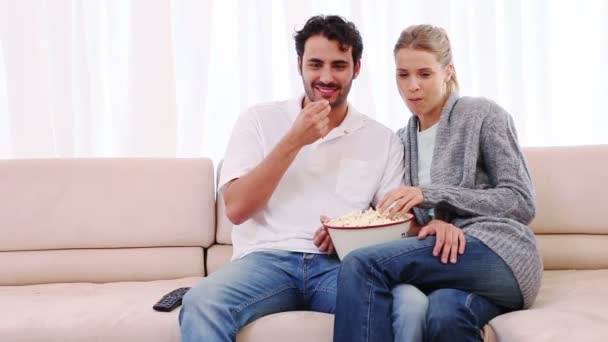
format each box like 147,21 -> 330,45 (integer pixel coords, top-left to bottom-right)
224,136 -> 302,225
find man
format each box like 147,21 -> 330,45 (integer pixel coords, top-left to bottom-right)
179,15 -> 404,341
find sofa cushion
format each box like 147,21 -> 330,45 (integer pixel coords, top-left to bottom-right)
0,158 -> 216,252
215,185 -> 233,245
0,247 -> 204,286
526,146 -> 608,235
537,234 -> 608,270
487,269 -> 608,342
206,244 -> 233,275
215,161 -> 234,245
0,277 -> 201,342
237,311 -> 333,342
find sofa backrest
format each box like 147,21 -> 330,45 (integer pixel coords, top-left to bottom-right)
216,161 -> 233,245
214,145 -> 608,271
216,197 -> 233,244
0,158 -> 216,285
525,145 -> 608,270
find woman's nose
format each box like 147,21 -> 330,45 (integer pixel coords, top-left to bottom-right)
407,78 -> 420,92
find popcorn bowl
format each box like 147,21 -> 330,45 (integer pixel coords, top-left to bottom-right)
324,212 -> 414,260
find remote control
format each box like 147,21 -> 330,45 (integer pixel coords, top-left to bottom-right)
153,287 -> 191,312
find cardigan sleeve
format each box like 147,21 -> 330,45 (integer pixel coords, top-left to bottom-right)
420,102 -> 536,225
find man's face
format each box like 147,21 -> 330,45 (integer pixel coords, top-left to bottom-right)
299,35 -> 360,108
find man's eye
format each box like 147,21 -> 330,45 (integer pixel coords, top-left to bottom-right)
397,73 -> 408,78
334,65 -> 346,71
309,63 -> 321,68
421,73 -> 432,77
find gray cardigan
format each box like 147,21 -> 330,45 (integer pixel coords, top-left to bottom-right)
397,93 -> 542,309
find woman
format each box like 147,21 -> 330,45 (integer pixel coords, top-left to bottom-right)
333,25 -> 542,342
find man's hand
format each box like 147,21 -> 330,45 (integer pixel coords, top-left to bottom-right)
313,215 -> 335,254
418,219 -> 466,264
377,186 -> 424,219
286,100 -> 331,147
224,102 -> 330,225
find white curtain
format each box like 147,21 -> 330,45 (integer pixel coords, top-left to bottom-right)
1,0 -> 607,163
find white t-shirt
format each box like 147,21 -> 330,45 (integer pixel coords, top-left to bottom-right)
416,123 -> 439,186
417,122 -> 439,218
219,96 -> 405,260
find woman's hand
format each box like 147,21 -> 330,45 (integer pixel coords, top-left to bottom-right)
418,219 -> 466,264
313,215 -> 335,254
377,186 -> 424,219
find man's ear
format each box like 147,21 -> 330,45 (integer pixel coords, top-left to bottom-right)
353,61 -> 361,79
297,57 -> 302,76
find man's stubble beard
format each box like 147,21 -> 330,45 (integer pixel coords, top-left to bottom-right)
302,77 -> 354,109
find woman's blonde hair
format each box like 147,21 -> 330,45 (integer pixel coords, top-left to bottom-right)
393,24 -> 459,94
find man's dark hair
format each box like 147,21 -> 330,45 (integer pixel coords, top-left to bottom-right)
294,15 -> 363,66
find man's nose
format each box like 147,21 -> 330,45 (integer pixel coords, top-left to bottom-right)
319,66 -> 333,84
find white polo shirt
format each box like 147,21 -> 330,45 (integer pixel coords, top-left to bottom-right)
219,96 -> 405,260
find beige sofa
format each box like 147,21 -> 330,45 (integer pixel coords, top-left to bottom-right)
1,145 -> 607,341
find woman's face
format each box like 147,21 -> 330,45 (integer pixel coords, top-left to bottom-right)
395,48 -> 453,121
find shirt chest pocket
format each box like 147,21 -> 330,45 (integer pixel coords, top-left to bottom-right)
335,158 -> 378,207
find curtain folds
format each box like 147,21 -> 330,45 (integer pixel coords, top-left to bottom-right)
1,0 -> 607,162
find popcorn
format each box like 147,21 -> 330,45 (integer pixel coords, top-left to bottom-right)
327,209 -> 406,227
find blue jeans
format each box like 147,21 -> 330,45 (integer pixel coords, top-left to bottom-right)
179,250 -> 341,341
179,249 -> 421,342
334,236 -> 523,342
392,284 -> 427,342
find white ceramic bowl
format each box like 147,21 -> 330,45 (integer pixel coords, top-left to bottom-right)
324,214 -> 413,260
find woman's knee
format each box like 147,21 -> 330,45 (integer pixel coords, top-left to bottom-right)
340,247 -> 374,274
425,289 -> 476,328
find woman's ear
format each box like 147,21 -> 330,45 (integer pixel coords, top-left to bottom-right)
445,64 -> 454,83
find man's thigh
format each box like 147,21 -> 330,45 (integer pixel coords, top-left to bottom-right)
305,253 -> 341,313
188,249 -> 303,325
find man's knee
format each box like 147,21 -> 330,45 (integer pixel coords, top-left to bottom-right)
181,279 -> 232,320
181,283 -> 207,310
179,280 -> 242,341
